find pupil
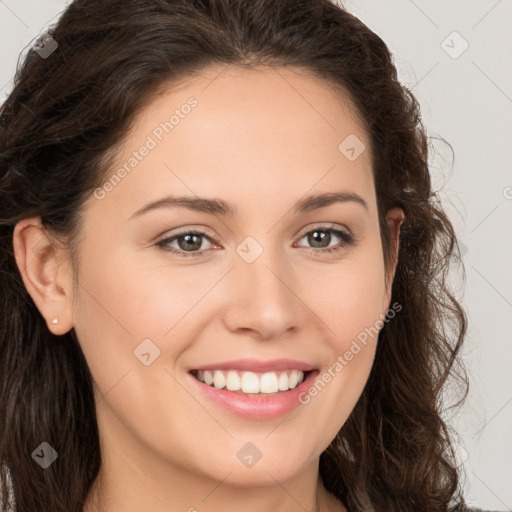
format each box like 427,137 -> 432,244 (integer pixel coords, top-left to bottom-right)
179,234 -> 202,251
309,230 -> 330,248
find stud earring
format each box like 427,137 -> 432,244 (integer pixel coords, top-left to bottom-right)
51,318 -> 59,325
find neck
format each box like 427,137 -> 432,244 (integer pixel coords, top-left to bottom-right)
83,397 -> 346,512
83,450 -> 346,512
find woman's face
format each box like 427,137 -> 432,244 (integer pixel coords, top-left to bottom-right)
57,66 -> 401,487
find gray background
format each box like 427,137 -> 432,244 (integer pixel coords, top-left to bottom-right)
1,0 -> 511,510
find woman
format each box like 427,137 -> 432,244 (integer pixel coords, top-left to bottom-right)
0,0 -> 497,510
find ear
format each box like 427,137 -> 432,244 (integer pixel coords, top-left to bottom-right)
12,216 -> 74,335
383,206 -> 405,299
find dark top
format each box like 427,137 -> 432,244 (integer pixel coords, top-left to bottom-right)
469,508 -> 507,512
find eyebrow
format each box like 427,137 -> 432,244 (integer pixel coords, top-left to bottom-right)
129,191 -> 369,220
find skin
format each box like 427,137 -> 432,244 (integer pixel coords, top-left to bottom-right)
13,64 -> 403,512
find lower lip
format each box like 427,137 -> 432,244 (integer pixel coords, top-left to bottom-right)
187,370 -> 319,420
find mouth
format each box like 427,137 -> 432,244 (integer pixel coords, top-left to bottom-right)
189,368 -> 314,396
187,367 -> 319,420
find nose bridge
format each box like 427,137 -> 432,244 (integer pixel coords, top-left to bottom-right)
237,239 -> 292,307
223,237 -> 300,338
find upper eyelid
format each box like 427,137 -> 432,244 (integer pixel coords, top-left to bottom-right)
296,223 -> 349,237
158,223 -> 351,247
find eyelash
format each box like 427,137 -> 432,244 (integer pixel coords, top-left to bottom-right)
155,224 -> 355,258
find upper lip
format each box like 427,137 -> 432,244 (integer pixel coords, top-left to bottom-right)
190,358 -> 316,373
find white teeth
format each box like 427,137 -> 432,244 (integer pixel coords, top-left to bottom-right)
194,369 -> 306,394
288,369 -> 300,389
260,372 -> 279,393
204,370 -> 213,385
213,370 -> 225,389
241,371 -> 260,393
278,371 -> 289,391
225,370 -> 241,391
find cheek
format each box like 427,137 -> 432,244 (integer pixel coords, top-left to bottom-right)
323,269 -> 384,366
70,245 -> 225,394
295,245 -> 387,433
311,243 -> 388,351
328,266 -> 387,349
73,246 -> 202,339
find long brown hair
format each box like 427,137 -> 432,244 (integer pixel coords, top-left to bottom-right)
0,0 -> 469,510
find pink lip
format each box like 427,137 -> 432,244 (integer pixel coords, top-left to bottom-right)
187,369 -> 319,420
189,358 -> 317,372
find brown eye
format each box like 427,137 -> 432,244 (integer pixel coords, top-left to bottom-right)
175,233 -> 204,252
306,229 -> 332,248
156,230 -> 217,257
295,226 -> 354,255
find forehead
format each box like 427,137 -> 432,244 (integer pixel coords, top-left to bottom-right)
87,65 -> 375,221
138,64 -> 367,149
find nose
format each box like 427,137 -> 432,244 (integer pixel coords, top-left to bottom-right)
222,248 -> 302,341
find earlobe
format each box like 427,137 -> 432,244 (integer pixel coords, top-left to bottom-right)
12,216 -> 74,335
